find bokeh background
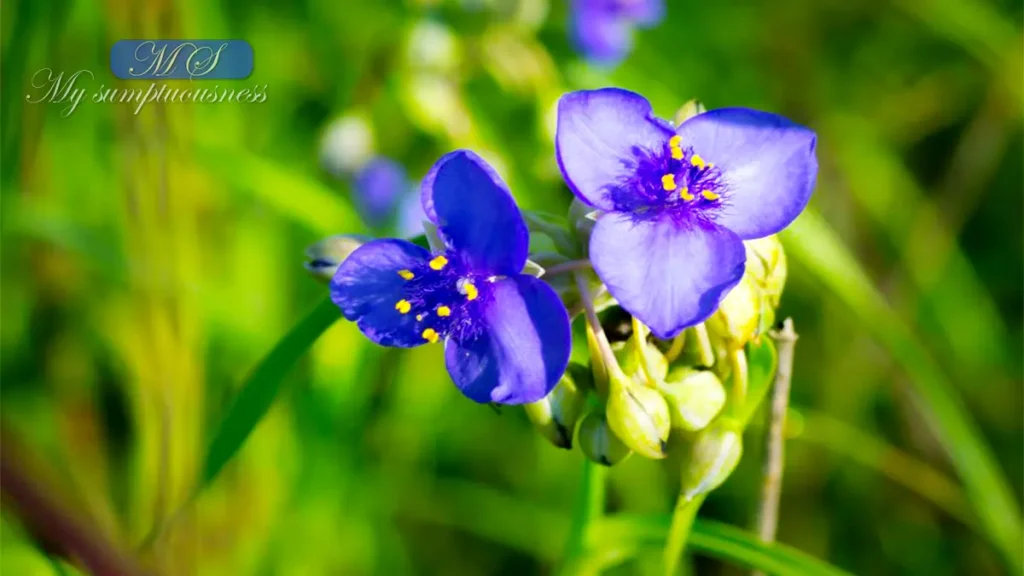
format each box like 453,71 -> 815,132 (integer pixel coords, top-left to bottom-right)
1,0 -> 1022,574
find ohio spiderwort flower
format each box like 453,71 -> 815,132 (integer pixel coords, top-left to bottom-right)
351,158 -> 425,238
331,150 -> 572,404
569,0 -> 664,66
555,88 -> 817,339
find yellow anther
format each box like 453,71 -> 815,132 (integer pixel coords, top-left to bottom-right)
691,154 -> 706,169
680,187 -> 695,201
398,269 -> 414,280
669,135 -> 681,148
416,314 -> 425,321
661,174 -> 677,191
671,147 -> 684,160
436,305 -> 452,317
701,190 -> 720,201
395,299 -> 412,314
429,255 -> 448,270
464,281 -> 479,301
422,328 -> 440,343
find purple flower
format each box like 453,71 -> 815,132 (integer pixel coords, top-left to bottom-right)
352,158 -> 425,237
570,0 -> 664,66
555,88 -> 817,339
331,150 -> 572,405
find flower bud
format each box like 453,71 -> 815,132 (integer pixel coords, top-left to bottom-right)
304,234 -> 371,282
605,375 -> 671,459
679,420 -> 743,500
659,368 -> 726,433
673,99 -> 707,125
705,274 -> 761,349
578,411 -> 631,467
612,336 -> 668,388
744,235 -> 787,308
523,365 -> 590,449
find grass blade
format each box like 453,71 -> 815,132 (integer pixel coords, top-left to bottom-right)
200,296 -> 340,487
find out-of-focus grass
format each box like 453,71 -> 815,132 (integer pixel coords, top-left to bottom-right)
1,0 -> 1021,574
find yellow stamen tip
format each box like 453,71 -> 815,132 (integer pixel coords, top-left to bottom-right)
429,255 -> 448,270
671,147 -> 684,160
436,305 -> 452,317
680,187 -> 695,201
669,135 -> 681,148
395,299 -> 412,314
691,154 -> 706,169
422,328 -> 439,343
701,190 -> 720,201
464,282 -> 479,301
661,173 -> 677,191
416,314 -> 425,321
398,269 -> 414,280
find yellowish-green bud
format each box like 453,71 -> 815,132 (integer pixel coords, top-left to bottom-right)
706,274 -> 761,349
524,365 -> 590,449
578,411 -> 632,466
673,99 -> 707,125
744,235 -> 787,308
605,375 -> 671,459
680,420 -> 743,500
304,234 -> 370,282
612,336 -> 668,388
659,368 -> 727,433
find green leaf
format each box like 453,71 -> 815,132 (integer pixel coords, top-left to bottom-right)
782,209 -> 1022,571
739,337 -> 778,427
596,514 -> 853,576
200,296 -> 340,487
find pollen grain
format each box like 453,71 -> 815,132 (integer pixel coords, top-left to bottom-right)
422,328 -> 440,343
464,281 -> 479,301
661,174 -> 677,191
701,190 -> 720,201
395,300 -> 412,314
690,154 -> 707,169
680,187 -> 695,201
429,255 -> 448,270
436,305 -> 452,317
398,269 -> 415,280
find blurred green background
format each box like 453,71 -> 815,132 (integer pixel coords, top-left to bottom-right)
1,0 -> 1022,574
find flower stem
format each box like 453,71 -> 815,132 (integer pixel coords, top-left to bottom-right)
662,495 -> 705,576
576,272 -> 624,392
545,259 -> 593,277
631,317 -> 657,387
559,458 -> 607,576
663,331 -> 687,363
752,318 -> 798,576
691,323 -> 715,367
728,347 -> 748,416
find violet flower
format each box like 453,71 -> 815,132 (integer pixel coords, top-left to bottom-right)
331,150 -> 572,404
555,88 -> 817,339
570,0 -> 664,66
352,158 -> 425,238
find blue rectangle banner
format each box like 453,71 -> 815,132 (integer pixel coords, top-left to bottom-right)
110,40 -> 253,80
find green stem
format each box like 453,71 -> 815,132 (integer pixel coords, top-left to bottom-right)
560,458 -> 607,576
662,495 -> 705,576
663,331 -> 687,363
545,259 -> 593,277
728,347 -> 749,416
691,324 -> 715,367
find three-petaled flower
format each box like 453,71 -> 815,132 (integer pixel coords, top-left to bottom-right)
555,88 -> 817,339
331,150 -> 572,405
570,0 -> 664,66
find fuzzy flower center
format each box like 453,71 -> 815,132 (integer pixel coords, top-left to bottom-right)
608,136 -> 727,221
391,252 -> 490,343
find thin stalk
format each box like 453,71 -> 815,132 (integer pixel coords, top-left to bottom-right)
691,324 -> 715,367
631,317 -> 657,387
752,319 -> 797,576
662,495 -> 705,576
728,347 -> 749,415
545,259 -> 593,277
663,331 -> 687,363
559,459 -> 608,576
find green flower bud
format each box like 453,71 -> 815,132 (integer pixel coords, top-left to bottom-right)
304,234 -> 371,282
523,365 -> 590,449
578,411 -> 631,466
612,336 -> 668,388
744,235 -> 787,308
673,99 -> 707,125
659,368 -> 726,433
605,375 -> 671,459
706,274 -> 761,349
679,420 -> 743,500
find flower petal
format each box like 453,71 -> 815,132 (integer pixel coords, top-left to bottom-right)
556,88 -> 674,210
330,238 -> 431,348
675,108 -> 817,239
420,150 -> 528,276
444,275 -> 571,405
570,5 -> 632,66
353,158 -> 409,229
395,188 -> 426,239
589,212 -> 746,339
619,0 -> 665,26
